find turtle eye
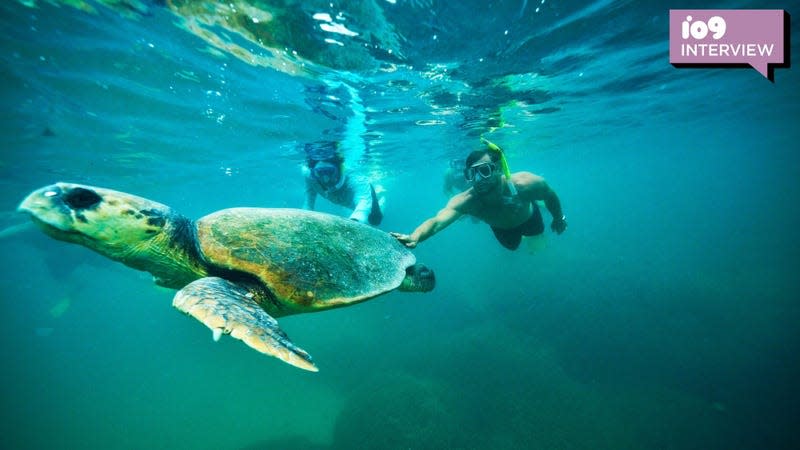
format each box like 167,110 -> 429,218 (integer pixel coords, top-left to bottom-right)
63,187 -> 102,210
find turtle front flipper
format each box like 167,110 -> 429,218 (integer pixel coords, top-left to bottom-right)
173,277 -> 318,372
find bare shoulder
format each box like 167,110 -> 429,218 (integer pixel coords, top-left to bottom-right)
512,171 -> 550,201
511,171 -> 546,187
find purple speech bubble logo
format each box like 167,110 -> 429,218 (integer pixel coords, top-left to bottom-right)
669,10 -> 787,80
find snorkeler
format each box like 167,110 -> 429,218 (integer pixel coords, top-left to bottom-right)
391,139 -> 566,250
302,147 -> 386,226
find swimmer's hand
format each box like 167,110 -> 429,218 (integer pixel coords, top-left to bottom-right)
551,215 -> 567,235
390,232 -> 418,249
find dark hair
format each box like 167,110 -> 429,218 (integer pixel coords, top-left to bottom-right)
305,140 -> 343,166
465,149 -> 499,169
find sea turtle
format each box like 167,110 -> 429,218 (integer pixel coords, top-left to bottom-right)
18,182 -> 435,372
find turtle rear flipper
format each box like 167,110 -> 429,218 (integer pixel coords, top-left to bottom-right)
173,277 -> 318,372
399,264 -> 435,292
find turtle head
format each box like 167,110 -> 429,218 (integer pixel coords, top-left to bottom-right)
399,263 -> 435,292
19,182 -> 170,253
18,182 -> 208,286
17,182 -> 195,277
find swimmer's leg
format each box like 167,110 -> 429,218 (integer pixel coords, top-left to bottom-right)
367,184 -> 384,226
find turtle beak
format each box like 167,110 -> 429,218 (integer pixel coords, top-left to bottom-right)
18,183 -> 75,232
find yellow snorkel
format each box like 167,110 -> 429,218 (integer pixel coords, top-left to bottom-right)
481,137 -> 518,197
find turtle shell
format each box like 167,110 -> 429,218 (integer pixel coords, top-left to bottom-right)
195,208 -> 416,311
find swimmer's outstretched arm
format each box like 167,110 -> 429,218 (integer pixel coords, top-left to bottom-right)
391,196 -> 464,248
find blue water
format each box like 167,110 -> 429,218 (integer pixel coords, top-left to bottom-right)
1,0 -> 799,448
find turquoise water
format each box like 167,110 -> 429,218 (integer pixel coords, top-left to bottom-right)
1,0 -> 799,448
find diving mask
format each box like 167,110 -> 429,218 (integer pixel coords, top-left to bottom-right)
464,162 -> 496,182
311,161 -> 341,187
